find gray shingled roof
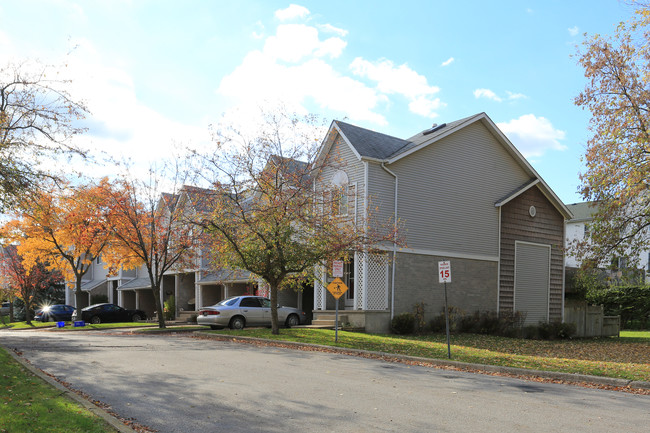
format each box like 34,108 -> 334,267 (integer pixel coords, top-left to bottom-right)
401,114 -> 482,154
566,201 -> 598,222
197,269 -> 253,284
335,114 -> 482,160
117,278 -> 152,290
335,121 -> 411,159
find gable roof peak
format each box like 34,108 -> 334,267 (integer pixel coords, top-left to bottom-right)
333,120 -> 411,160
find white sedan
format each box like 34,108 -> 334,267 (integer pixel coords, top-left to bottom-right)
197,296 -> 307,330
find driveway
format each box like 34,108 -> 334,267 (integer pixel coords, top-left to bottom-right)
1,329 -> 648,432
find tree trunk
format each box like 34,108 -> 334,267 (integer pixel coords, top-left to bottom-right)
24,298 -> 32,325
74,275 -> 86,312
151,286 -> 166,329
270,282 -> 279,335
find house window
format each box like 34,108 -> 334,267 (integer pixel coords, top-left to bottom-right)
336,187 -> 348,215
584,224 -> 590,237
333,184 -> 356,217
95,255 -> 102,264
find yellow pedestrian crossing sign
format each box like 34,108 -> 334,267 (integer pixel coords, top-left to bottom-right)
327,278 -> 349,299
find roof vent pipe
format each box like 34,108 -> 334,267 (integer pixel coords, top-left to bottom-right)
422,123 -> 447,135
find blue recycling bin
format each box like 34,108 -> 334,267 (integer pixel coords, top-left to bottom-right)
56,321 -> 65,328
73,321 -> 85,327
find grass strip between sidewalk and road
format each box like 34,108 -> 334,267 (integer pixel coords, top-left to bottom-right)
199,328 -> 650,382
0,346 -> 119,433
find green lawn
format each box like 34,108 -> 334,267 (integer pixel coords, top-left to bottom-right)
0,347 -> 117,433
0,320 -> 156,330
203,328 -> 650,382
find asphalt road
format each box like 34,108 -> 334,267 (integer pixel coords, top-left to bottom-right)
1,329 -> 649,433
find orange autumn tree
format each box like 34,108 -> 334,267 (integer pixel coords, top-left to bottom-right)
0,245 -> 63,324
198,110 -> 400,335
0,179 -> 115,308
102,165 -> 201,329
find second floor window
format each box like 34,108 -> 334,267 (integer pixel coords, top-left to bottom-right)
334,184 -> 355,217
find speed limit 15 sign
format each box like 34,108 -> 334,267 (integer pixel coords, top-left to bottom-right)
438,261 -> 451,283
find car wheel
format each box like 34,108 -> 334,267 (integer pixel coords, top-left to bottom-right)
229,316 -> 245,330
131,314 -> 142,322
90,316 -> 101,324
286,314 -> 300,328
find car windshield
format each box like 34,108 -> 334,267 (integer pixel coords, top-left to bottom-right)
216,297 -> 239,307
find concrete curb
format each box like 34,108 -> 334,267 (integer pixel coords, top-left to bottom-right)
194,332 -> 650,391
3,347 -> 137,433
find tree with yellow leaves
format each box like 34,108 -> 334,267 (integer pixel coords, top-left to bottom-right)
198,109 -> 400,334
574,2 -> 650,269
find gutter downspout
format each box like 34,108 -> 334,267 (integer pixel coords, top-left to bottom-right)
381,162 -> 398,320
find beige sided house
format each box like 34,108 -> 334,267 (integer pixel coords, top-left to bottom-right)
312,112 -> 572,332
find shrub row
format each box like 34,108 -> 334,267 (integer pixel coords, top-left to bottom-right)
586,285 -> 650,329
392,308 -> 575,340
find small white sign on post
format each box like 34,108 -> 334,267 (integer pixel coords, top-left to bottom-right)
332,260 -> 344,278
438,261 -> 451,283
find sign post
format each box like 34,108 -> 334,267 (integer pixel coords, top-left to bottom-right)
438,260 -> 452,359
326,277 -> 348,343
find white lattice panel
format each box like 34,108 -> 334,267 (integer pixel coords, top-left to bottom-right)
355,252 -> 364,310
314,265 -> 325,310
366,253 -> 389,310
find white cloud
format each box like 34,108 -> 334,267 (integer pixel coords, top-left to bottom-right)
506,91 -> 527,100
217,12 -> 445,124
408,96 -> 443,118
275,4 -> 310,21
264,24 -> 346,62
568,26 -> 579,36
497,114 -> 567,158
318,23 -> 348,37
350,58 -> 442,118
251,20 -> 265,39
52,39 -> 211,178
474,88 -> 502,102
441,57 -> 454,67
218,51 -> 387,125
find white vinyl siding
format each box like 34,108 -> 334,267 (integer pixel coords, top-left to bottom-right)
316,134 -> 365,223
366,162 -> 396,233
388,121 -> 530,257
514,241 -> 551,324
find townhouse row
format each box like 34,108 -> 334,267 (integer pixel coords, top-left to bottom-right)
68,113 -> 577,333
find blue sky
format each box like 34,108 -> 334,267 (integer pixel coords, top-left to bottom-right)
0,0 -> 636,204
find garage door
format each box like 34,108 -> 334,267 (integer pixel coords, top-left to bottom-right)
514,241 -> 550,325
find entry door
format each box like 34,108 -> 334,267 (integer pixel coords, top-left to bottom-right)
344,258 -> 355,308
514,242 -> 551,325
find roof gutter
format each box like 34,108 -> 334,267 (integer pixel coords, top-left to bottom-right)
381,162 -> 398,320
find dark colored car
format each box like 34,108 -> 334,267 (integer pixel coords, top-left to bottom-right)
35,304 -> 76,322
72,303 -> 146,324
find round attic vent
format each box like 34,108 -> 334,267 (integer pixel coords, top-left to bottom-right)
331,170 -> 349,187
529,205 -> 537,218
